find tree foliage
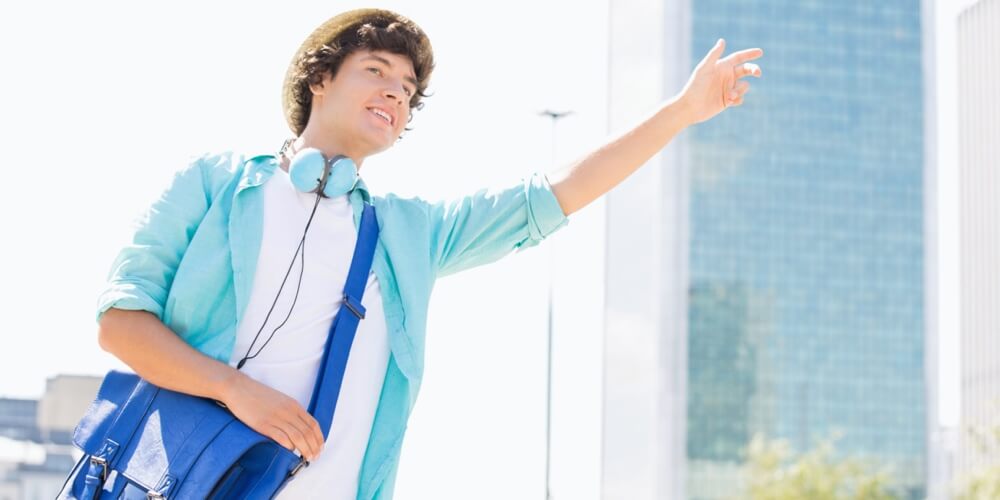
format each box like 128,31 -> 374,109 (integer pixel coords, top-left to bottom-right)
956,424 -> 1000,500
738,434 -> 899,500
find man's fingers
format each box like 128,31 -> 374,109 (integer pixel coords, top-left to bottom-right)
725,81 -> 750,102
266,423 -> 295,452
735,62 -> 762,79
282,418 -> 318,460
725,48 -> 764,65
296,411 -> 325,458
701,38 -> 726,66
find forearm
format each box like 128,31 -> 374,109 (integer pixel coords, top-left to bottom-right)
97,307 -> 326,460
97,308 -> 240,402
548,96 -> 692,216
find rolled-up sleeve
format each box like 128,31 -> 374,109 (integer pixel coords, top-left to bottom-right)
95,156 -> 212,323
429,173 -> 569,278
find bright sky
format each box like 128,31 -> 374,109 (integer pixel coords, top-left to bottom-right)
0,1 -> 608,497
0,0 -> 970,497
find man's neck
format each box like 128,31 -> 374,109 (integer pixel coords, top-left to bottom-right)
292,127 -> 367,170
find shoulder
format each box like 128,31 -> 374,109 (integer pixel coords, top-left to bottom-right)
372,192 -> 437,226
191,150 -> 251,179
175,150 -> 262,195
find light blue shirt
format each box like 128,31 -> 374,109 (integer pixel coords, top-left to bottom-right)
96,151 -> 569,499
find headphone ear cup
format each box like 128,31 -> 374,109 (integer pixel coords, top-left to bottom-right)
288,148 -> 328,195
322,156 -> 360,198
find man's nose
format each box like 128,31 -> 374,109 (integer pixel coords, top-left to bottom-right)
382,84 -> 405,105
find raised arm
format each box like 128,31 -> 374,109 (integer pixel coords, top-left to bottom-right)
548,39 -> 763,216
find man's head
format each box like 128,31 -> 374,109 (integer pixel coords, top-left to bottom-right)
283,9 -> 434,143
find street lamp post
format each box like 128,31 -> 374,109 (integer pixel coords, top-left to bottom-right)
537,109 -> 573,500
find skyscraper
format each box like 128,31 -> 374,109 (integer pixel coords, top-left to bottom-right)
603,1 -> 935,498
957,0 -> 1000,486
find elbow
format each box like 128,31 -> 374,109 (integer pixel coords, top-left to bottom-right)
97,308 -> 139,355
548,178 -> 574,217
97,309 -> 120,354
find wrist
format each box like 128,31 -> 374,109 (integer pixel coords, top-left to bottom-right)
670,93 -> 696,128
213,366 -> 244,404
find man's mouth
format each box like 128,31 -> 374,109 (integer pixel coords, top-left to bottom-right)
367,107 -> 393,126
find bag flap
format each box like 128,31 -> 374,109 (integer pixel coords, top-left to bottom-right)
116,389 -> 245,489
174,423 -> 296,497
73,370 -> 141,455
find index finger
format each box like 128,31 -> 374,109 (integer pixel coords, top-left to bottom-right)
724,48 -> 764,65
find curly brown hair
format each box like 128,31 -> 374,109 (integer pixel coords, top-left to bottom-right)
287,16 -> 435,137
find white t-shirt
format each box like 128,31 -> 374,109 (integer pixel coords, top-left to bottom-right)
229,166 -> 389,499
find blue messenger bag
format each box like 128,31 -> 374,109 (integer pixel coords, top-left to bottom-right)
59,203 -> 379,499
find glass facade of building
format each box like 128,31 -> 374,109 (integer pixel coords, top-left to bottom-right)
685,1 -> 927,498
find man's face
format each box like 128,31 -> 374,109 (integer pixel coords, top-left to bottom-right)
310,49 -> 417,157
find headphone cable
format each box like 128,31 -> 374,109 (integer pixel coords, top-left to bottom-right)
236,190 -> 323,369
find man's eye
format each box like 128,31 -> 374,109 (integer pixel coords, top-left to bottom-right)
367,67 -> 382,76
404,88 -> 413,97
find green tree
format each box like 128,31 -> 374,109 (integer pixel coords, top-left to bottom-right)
955,424 -> 1000,500
737,434 -> 899,500
955,465 -> 1000,500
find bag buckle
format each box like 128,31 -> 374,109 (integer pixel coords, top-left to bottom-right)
89,455 -> 108,482
148,473 -> 175,499
289,458 -> 310,477
343,293 -> 366,319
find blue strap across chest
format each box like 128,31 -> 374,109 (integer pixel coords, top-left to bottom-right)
308,201 -> 379,438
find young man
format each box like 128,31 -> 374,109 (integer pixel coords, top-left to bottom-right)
95,8 -> 761,499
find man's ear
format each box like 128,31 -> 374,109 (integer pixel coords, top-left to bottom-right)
309,75 -> 329,97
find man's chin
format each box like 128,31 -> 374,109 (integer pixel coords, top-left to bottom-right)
365,131 -> 397,155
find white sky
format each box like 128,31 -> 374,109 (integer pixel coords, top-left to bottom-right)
0,1 -> 609,497
0,0 -> 970,496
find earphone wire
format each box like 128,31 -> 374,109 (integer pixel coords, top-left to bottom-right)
236,193 -> 321,370
236,138 -> 318,370
250,235 -> 307,358
237,190 -> 322,369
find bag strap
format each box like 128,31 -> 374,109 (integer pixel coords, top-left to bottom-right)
306,202 -> 379,439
